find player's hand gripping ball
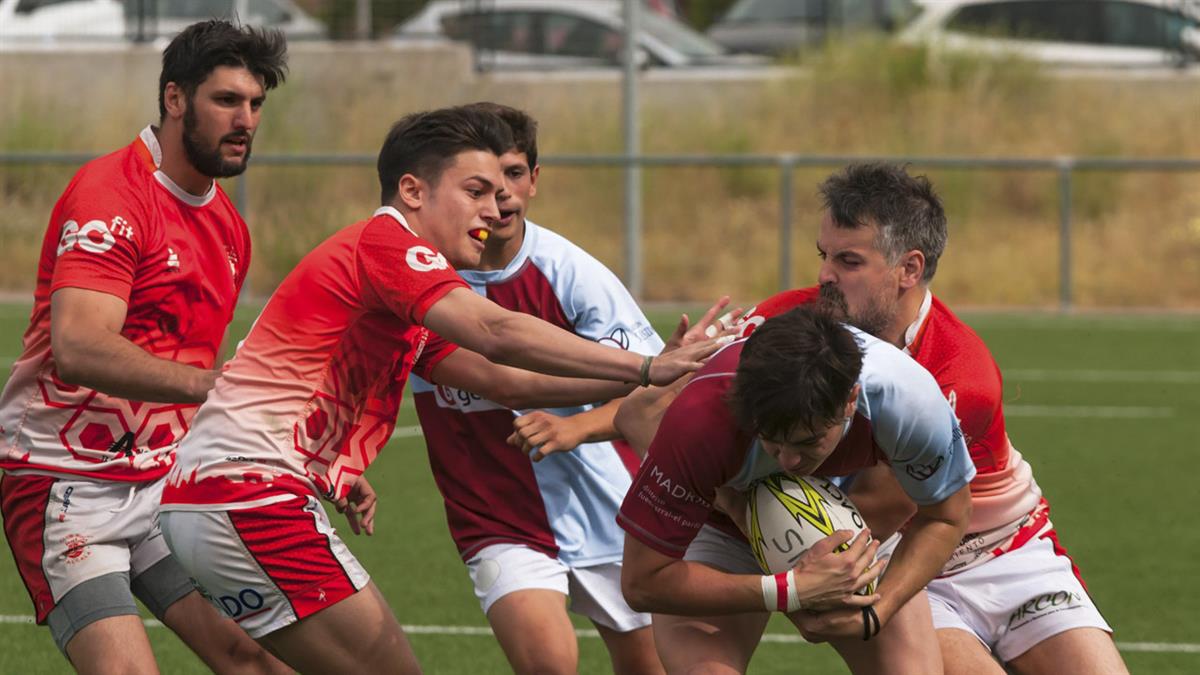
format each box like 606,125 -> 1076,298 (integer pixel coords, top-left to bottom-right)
746,473 -> 878,594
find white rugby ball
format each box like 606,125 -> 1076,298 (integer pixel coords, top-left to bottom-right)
746,473 -> 874,593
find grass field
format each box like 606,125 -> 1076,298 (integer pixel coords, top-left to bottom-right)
0,301 -> 1196,673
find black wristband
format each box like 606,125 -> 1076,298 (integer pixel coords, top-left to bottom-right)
639,354 -> 654,387
862,606 -> 881,641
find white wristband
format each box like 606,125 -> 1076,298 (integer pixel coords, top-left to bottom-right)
760,571 -> 802,613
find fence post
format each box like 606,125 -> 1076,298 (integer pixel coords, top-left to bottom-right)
622,0 -> 642,299
1057,158 -> 1074,312
779,156 -> 796,292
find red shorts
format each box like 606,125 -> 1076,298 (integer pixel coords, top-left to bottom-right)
159,495 -> 369,638
1,473 -> 174,622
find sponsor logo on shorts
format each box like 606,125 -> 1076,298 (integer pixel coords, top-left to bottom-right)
62,533 -> 91,563
905,455 -> 944,481
56,486 -> 75,522
405,245 -> 448,272
219,588 -> 272,622
1007,590 -> 1083,629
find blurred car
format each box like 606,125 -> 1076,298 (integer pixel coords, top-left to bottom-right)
0,0 -> 326,46
899,0 -> 1200,67
392,0 -> 766,69
707,0 -> 920,55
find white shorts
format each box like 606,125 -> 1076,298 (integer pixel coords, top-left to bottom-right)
160,495 -> 369,639
682,525 -> 761,574
0,472 -> 173,622
466,543 -> 651,633
927,533 -> 1112,662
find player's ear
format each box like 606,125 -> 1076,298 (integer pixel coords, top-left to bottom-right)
898,250 -> 925,289
844,383 -> 861,419
397,174 -> 424,210
528,164 -> 540,198
163,82 -> 187,122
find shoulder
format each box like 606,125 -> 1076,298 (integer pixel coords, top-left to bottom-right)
64,146 -> 152,210
857,329 -> 946,409
527,223 -> 615,277
918,298 -> 1002,394
737,286 -> 820,337
755,287 -> 820,318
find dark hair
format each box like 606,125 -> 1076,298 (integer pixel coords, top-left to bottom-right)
819,163 -> 947,282
159,20 -> 288,120
461,102 -> 539,169
729,307 -> 863,441
377,105 -> 515,204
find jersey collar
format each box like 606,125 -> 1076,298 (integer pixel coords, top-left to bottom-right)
373,206 -> 421,238
138,125 -> 217,208
901,289 -> 933,355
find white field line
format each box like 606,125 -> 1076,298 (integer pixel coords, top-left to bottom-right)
0,616 -> 1193,653
391,425 -> 423,439
1006,405 -> 1174,419
1005,369 -> 1200,384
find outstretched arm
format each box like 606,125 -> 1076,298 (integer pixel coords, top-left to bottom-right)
423,288 -> 717,386
507,400 -> 624,461
429,347 -> 632,410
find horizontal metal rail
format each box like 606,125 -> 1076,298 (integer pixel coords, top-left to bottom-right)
4,151 -> 1199,309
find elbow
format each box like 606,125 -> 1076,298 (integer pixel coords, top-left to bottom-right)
621,574 -> 657,614
50,337 -> 87,385
613,400 -> 634,440
472,331 -> 518,366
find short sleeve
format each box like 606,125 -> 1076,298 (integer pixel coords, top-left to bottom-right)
48,180 -> 148,303
865,354 -> 976,506
356,217 -> 468,324
563,255 -> 663,356
617,375 -> 748,558
412,330 -> 458,380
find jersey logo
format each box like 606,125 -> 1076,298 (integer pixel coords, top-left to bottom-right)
598,327 -> 631,350
406,246 -> 448,272
905,455 -> 945,481
56,217 -> 133,257
226,245 -> 240,279
167,247 -> 181,270
433,385 -> 506,413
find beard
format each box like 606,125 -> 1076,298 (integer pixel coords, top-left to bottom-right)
818,282 -> 896,339
182,103 -> 252,179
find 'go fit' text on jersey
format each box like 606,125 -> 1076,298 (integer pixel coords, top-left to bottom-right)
56,217 -> 134,257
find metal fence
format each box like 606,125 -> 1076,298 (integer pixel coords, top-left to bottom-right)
4,151 -> 1200,309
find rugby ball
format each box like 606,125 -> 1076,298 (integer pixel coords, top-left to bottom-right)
746,474 -> 874,593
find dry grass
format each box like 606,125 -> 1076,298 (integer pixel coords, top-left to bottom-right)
2,39 -> 1198,306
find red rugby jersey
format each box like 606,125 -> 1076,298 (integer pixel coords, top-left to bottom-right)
0,127 -> 250,482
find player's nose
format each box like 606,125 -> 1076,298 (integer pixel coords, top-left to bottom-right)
817,261 -> 836,285
481,194 -> 501,222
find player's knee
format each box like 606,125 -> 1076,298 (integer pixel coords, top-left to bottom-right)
509,649 -> 576,675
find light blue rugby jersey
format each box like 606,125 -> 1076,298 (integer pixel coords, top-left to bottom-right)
726,326 -> 976,504
410,222 -> 663,566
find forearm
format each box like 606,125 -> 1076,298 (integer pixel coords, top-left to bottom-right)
614,378 -> 686,454
559,399 -> 623,444
54,332 -> 213,403
624,556 -> 766,616
498,369 -> 633,410
872,514 -> 965,621
481,312 -> 644,382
